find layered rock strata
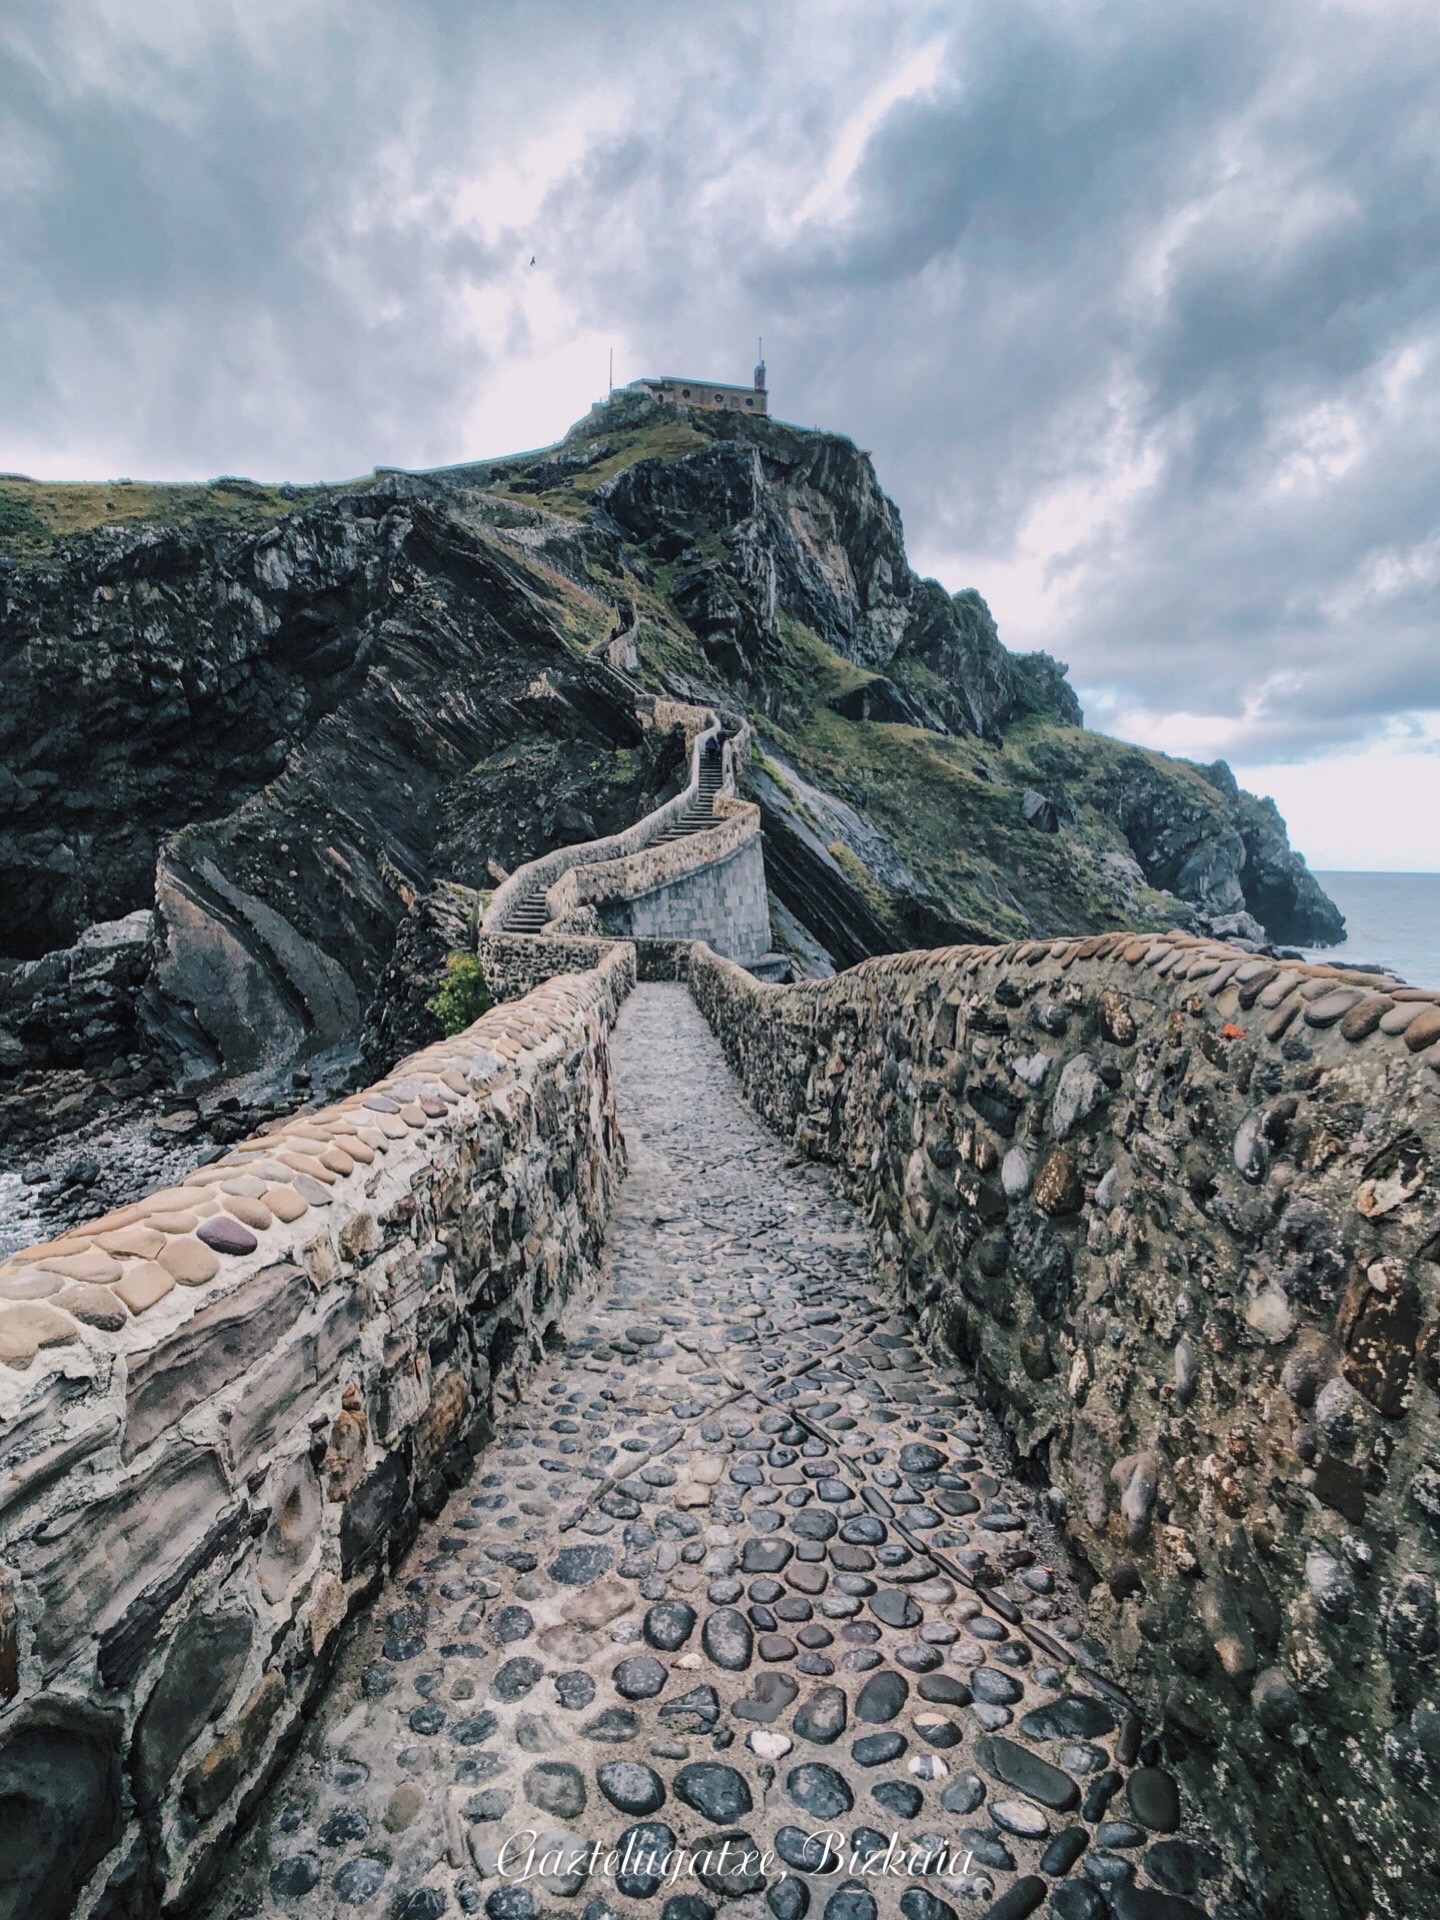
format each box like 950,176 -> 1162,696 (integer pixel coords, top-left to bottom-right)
691,931 -> 1440,1920
0,947 -> 631,1917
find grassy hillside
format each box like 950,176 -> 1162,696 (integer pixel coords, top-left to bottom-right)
0,473 -> 363,561
715,618 -> 1189,941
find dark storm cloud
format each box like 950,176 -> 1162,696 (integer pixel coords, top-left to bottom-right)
3,0 -> 1439,763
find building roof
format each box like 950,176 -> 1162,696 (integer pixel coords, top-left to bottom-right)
638,376 -> 760,394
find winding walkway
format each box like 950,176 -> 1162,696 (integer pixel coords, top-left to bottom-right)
203,987 -> 1216,1920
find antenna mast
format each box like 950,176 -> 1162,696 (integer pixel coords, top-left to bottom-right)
608,347 -> 613,396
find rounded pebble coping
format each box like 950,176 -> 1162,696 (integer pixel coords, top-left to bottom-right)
3,923 -> 1434,1368
0,956 -> 630,1373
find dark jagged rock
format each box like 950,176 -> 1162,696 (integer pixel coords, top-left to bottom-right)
0,396 -> 1341,1184
0,491 -> 686,1102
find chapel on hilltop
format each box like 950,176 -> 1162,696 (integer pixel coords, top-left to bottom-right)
633,352 -> 768,416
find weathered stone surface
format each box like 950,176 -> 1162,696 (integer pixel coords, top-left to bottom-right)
123,1262 -> 311,1461
855,1668 -> 908,1723
785,1761 -> 853,1820
52,1284 -> 127,1331
1018,1695 -> 1116,1741
1127,1766 -> 1181,1832
156,1236 -> 221,1285
182,1669 -> 287,1820
977,1734 -> 1081,1812
792,1685 -> 847,1744
613,1654 -> 668,1700
525,1761 -> 587,1819
1098,988 -> 1137,1046
0,1569 -> 16,1703
597,1760 -> 666,1815
551,1544 -> 614,1585
340,1453 -> 411,1577
20,1442 -> 231,1672
196,1214 -> 260,1256
732,1672 -> 799,1724
132,1609 -> 253,1807
0,1303 -> 77,1368
644,1601 -> 697,1650
258,1455 -> 324,1603
0,1706 -> 123,1920
1033,1148 -> 1083,1216
674,1761 -> 752,1825
702,1607 -> 753,1670
1050,1053 -> 1106,1140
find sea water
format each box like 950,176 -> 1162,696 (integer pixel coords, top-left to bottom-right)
1302,872 -> 1440,989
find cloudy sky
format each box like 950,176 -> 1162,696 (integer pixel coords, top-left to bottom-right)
4,0 -> 1438,870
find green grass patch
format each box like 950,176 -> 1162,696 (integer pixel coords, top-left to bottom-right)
428,953 -> 494,1035
751,619 -> 1189,939
0,474 -> 335,559
564,419 -> 708,493
502,419 -> 709,522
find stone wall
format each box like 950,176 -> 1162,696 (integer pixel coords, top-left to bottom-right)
534,793 -> 770,965
690,930 -> 1440,1920
482,711 -> 732,933
602,828 -> 771,964
0,945 -> 635,1920
477,931 -> 619,1005
482,714 -> 754,938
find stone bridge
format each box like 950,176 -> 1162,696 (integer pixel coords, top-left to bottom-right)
2,929 -> 1439,1920
481,705 -> 773,972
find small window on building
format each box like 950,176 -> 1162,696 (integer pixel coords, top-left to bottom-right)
681,387 -> 691,398
745,397 -> 754,407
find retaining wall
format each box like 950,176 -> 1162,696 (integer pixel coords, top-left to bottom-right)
600,825 -> 770,963
0,946 -> 635,1920
690,929 -> 1440,1920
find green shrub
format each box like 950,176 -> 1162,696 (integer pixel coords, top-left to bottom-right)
427,953 -> 494,1035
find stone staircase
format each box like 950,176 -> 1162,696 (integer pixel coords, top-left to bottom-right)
501,737 -> 726,933
501,888 -> 555,934
655,746 -> 722,841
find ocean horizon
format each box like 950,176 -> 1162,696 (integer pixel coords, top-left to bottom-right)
1301,870 -> 1440,988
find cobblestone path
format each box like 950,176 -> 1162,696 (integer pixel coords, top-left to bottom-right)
206,987 -> 1216,1920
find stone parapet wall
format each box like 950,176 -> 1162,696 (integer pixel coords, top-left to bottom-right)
477,935 -> 700,1000
543,795 -> 760,923
632,938 -> 700,982
647,698 -> 714,747
476,935 -> 698,1006
477,931 -> 620,1003
0,945 -> 635,1920
482,709 -> 754,936
482,709 -> 727,933
690,929 -> 1440,1919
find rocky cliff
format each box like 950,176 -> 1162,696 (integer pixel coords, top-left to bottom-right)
0,399 -> 1342,1190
